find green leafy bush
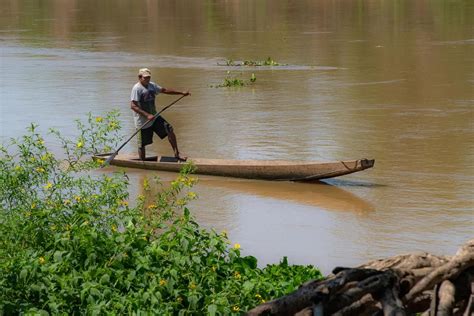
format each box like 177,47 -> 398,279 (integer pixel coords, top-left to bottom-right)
0,113 -> 322,314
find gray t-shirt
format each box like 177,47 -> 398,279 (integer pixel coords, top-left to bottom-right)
130,81 -> 162,128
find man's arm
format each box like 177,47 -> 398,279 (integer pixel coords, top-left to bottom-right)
161,88 -> 191,96
131,101 -> 154,121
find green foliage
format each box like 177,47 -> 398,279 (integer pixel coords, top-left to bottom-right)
49,110 -> 122,169
220,58 -> 238,66
219,57 -> 286,67
212,71 -> 257,88
0,112 -> 322,314
250,73 -> 257,83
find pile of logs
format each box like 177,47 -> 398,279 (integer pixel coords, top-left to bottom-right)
247,239 -> 474,316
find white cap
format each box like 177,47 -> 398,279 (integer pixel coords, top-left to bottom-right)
138,68 -> 151,77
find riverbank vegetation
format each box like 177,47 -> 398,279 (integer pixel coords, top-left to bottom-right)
0,113 -> 322,314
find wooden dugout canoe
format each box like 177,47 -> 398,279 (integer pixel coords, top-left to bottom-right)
93,154 -> 374,181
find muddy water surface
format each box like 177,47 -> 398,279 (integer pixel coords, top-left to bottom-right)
1,0 -> 473,273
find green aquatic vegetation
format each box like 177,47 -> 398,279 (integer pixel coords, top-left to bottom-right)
0,113 -> 322,314
250,73 -> 257,83
221,58 -> 237,66
223,77 -> 245,87
212,71 -> 257,88
219,57 -> 286,67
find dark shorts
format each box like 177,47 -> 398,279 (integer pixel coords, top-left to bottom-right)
138,116 -> 173,148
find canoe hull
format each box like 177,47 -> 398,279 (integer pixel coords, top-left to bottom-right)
94,154 -> 374,181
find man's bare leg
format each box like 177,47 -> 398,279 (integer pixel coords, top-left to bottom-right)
167,130 -> 187,161
138,147 -> 146,160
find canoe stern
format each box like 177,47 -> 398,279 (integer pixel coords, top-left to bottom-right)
361,158 -> 375,169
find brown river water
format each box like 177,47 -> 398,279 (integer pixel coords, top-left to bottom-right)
1,0 -> 473,273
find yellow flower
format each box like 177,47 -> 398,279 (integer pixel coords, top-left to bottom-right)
120,200 -> 129,206
187,192 -> 197,199
31,203 -> 36,209
15,166 -> 22,171
95,116 -> 103,122
74,195 -> 81,202
76,141 -> 84,148
39,257 -> 46,264
143,178 -> 149,190
232,306 -> 240,312
234,243 -> 241,249
255,294 -> 262,299
36,167 -> 45,173
38,139 -> 45,145
159,279 -> 167,286
221,230 -> 227,237
111,225 -> 117,232
147,204 -> 156,209
44,182 -> 53,190
234,271 -> 241,279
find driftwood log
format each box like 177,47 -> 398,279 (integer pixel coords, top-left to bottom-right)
247,239 -> 474,316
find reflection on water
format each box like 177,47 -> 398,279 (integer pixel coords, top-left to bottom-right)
122,169 -> 373,213
198,177 -> 374,213
1,0 -> 473,272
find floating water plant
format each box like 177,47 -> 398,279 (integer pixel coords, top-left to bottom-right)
211,72 -> 257,88
250,73 -> 256,83
218,57 -> 286,67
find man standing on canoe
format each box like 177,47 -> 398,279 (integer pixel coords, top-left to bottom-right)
130,68 -> 190,161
